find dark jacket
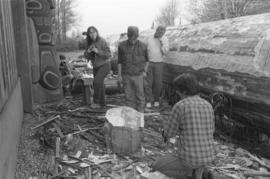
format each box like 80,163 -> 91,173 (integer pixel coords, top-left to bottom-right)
84,37 -> 111,68
118,40 -> 148,76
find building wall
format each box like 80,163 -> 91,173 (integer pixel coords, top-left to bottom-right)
0,81 -> 23,179
0,1 -> 24,178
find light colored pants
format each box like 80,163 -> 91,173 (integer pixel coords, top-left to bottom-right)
122,74 -> 145,112
144,62 -> 163,103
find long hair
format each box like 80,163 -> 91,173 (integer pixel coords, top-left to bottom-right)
86,26 -> 100,47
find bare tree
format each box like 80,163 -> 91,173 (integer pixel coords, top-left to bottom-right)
190,0 -> 270,23
155,0 -> 180,26
55,0 -> 77,42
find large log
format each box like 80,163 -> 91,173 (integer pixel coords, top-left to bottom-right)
108,13 -> 270,136
152,13 -> 270,136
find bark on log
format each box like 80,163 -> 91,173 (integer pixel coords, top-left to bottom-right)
153,13 -> 270,135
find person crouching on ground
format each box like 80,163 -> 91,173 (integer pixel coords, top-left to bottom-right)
152,73 -> 215,179
144,25 -> 169,108
117,26 -> 149,112
84,26 -> 111,108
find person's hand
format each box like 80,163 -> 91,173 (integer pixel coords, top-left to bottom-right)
143,71 -> 147,77
87,47 -> 92,53
87,46 -> 98,54
91,47 -> 99,54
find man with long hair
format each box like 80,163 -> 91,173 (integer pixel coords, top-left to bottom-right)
84,26 -> 111,108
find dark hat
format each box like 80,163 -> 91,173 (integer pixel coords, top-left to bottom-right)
127,26 -> 139,38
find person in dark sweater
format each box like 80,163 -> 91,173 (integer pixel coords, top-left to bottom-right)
117,26 -> 149,112
84,26 -> 111,108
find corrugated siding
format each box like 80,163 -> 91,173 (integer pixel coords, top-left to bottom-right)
0,0 -> 18,110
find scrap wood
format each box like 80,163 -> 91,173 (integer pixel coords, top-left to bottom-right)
144,112 -> 160,116
113,159 -> 139,171
211,165 -> 256,172
53,123 -> 64,138
68,156 -> 113,178
243,171 -> 270,177
56,137 -> 61,158
106,104 -> 119,108
70,114 -> 105,121
143,128 -> 163,141
54,176 -> 77,178
87,167 -> 92,179
31,115 -> 60,130
64,127 -> 102,137
247,152 -> 270,169
55,138 -> 61,175
56,158 -> 83,170
68,107 -> 89,113
48,171 -> 65,179
215,168 -> 244,179
87,130 -> 105,142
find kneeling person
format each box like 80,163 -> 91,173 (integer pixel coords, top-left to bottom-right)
152,73 -> 215,178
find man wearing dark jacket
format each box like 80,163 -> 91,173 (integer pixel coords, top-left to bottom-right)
118,26 -> 149,112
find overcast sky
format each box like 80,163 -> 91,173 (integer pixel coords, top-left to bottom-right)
72,0 -> 189,37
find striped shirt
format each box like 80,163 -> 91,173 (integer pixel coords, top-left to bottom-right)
164,95 -> 215,167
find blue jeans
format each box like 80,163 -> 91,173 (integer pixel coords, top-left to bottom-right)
144,62 -> 163,103
122,74 -> 145,112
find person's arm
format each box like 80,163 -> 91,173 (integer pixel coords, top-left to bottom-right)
143,62 -> 149,77
163,104 -> 182,139
117,45 -> 123,81
143,43 -> 149,76
96,39 -> 111,59
160,37 -> 169,55
144,61 -> 149,73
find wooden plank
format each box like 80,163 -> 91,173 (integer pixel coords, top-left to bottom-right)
11,0 -> 33,113
31,115 -> 60,130
52,123 -> 64,138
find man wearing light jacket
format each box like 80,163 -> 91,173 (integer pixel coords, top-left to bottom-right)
144,25 -> 169,108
